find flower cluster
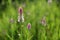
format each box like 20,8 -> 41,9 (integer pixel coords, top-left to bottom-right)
9,6 -> 47,30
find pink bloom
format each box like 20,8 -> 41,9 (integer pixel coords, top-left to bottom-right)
18,7 -> 24,23
18,7 -> 23,15
27,23 -> 31,30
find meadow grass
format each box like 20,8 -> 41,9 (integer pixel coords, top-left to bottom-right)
0,0 -> 60,40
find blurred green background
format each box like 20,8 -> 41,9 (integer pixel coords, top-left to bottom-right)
0,0 -> 60,40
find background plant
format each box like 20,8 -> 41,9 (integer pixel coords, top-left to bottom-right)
0,0 -> 60,40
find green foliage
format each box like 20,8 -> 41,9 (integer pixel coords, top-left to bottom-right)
0,0 -> 60,40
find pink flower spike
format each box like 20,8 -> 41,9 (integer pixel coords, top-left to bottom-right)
27,23 -> 31,30
18,7 -> 23,15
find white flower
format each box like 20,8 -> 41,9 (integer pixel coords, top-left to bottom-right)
18,15 -> 20,22
22,15 -> 24,22
17,14 -> 24,23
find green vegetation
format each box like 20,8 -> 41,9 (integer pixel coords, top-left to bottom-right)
0,0 -> 60,40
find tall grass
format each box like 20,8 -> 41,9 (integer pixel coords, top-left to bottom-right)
0,0 -> 60,40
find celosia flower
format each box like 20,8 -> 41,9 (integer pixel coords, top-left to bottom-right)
27,23 -> 31,30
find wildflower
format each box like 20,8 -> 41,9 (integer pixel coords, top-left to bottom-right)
22,15 -> 24,22
27,23 -> 31,30
18,15 -> 20,22
18,14 -> 24,23
18,7 -> 23,15
40,16 -> 47,26
18,7 -> 24,23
